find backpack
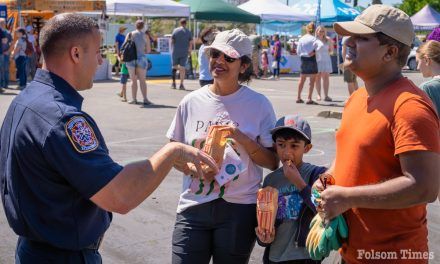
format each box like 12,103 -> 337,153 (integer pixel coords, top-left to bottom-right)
120,33 -> 137,62
24,39 -> 34,56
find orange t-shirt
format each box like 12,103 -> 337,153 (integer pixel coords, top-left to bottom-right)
335,77 -> 440,264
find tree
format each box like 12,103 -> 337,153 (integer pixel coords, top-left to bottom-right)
397,0 -> 440,16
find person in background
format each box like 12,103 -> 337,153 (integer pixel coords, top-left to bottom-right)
416,40 -> 440,116
168,29 -> 278,264
296,22 -> 318,104
125,20 -> 152,105
271,34 -> 282,80
0,18 -> 12,91
118,62 -> 129,102
261,49 -> 269,79
197,27 -> 215,87
314,26 -> 333,102
114,26 -> 127,77
426,27 -> 440,42
25,25 -> 37,80
171,18 -> 193,90
249,34 -> 262,78
11,27 -> 27,90
341,36 -> 358,97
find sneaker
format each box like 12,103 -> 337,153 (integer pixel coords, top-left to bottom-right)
324,96 -> 333,102
179,84 -> 186,90
296,99 -> 304,104
116,92 -> 122,97
121,98 -> 127,102
170,83 -> 176,89
128,99 -> 137,104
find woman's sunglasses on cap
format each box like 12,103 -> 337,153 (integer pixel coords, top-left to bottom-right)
209,49 -> 238,63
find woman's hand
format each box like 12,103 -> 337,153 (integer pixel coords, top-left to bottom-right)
217,125 -> 247,145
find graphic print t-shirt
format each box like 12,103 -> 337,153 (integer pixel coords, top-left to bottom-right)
167,85 -> 276,213
262,163 -> 325,262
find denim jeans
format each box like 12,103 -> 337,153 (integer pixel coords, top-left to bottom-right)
15,56 -> 27,87
0,54 -> 9,88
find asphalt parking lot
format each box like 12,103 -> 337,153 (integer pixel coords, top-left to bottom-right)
0,72 -> 438,263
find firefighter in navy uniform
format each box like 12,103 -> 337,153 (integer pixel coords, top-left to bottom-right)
0,13 -> 217,263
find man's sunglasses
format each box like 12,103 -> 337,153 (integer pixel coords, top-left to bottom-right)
209,49 -> 238,63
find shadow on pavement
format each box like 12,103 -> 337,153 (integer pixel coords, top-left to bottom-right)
140,104 -> 177,109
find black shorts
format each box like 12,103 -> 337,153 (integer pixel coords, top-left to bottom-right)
172,199 -> 257,264
300,56 -> 318,75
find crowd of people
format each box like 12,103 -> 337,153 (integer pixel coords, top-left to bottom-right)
0,4 -> 440,264
0,19 -> 40,92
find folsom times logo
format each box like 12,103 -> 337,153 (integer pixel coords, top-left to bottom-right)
357,249 -> 435,260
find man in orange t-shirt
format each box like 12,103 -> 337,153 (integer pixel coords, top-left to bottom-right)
313,5 -> 440,264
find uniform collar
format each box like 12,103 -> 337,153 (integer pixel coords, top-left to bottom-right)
34,69 -> 84,110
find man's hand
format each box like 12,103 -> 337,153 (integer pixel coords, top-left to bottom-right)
175,143 -> 218,179
255,227 -> 275,244
283,160 -> 306,190
319,185 -> 352,222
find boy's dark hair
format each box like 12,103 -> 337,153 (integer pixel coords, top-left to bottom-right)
40,13 -> 99,60
375,32 -> 411,68
272,128 -> 311,145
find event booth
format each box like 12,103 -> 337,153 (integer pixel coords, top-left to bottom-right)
238,0 -> 314,73
105,0 -> 190,77
0,0 -> 106,80
411,4 -> 440,30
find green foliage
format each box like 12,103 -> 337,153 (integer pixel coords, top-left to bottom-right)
397,0 -> 440,16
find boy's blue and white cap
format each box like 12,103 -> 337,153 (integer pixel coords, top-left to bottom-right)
270,114 -> 312,142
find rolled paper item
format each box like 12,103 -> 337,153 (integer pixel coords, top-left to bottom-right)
202,125 -> 230,168
187,125 -> 230,177
257,186 -> 279,234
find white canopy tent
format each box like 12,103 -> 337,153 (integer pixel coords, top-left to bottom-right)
237,0 -> 314,22
106,0 -> 190,17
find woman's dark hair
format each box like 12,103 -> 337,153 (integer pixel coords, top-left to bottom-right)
200,27 -> 213,45
375,32 -> 411,68
272,128 -> 311,145
238,55 -> 253,84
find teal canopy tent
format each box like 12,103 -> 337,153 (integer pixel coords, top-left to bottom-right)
180,0 -> 261,23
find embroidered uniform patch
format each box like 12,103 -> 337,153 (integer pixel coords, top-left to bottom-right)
65,116 -> 99,153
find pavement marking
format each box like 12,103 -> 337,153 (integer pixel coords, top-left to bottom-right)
148,79 -> 172,84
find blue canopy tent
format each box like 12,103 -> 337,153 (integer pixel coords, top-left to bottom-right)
291,0 -> 360,23
291,0 -> 360,73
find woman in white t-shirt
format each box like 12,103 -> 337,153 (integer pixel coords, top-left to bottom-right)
315,26 -> 334,102
167,29 -> 278,264
296,22 -> 318,104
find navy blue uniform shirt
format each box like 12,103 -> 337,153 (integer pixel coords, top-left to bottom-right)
0,69 -> 123,250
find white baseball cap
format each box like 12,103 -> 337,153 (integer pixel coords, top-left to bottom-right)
207,29 -> 252,59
